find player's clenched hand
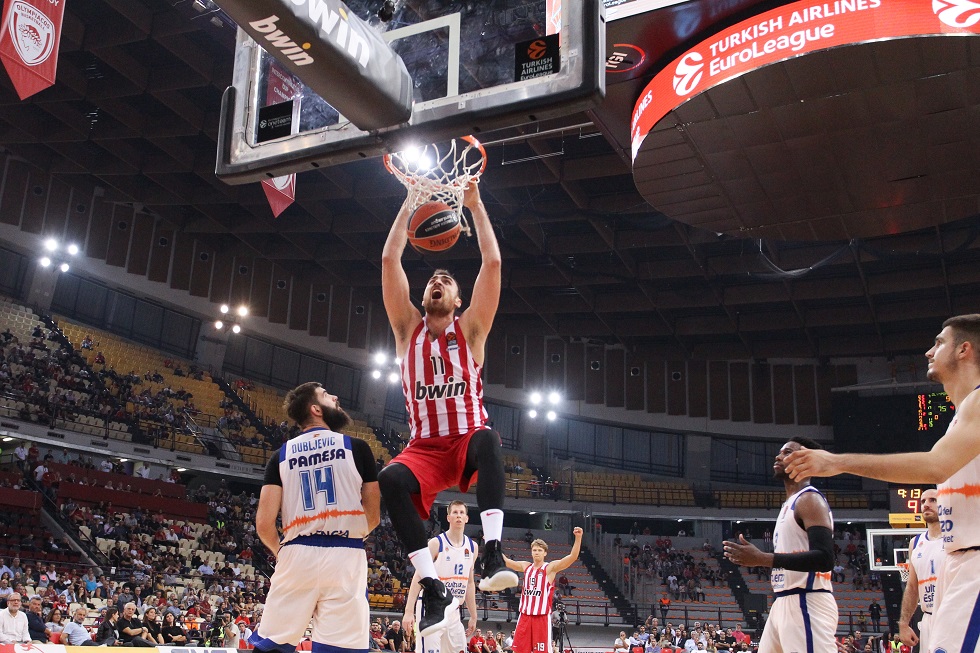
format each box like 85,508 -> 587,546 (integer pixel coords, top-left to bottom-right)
572,527 -> 583,538
784,448 -> 839,480
722,535 -> 767,567
899,623 -> 918,648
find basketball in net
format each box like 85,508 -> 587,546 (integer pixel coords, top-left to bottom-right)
384,136 -> 487,253
408,201 -> 461,253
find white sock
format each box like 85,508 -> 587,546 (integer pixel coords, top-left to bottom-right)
481,509 -> 504,542
409,548 -> 438,580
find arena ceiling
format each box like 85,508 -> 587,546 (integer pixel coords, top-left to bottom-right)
0,0 -> 978,362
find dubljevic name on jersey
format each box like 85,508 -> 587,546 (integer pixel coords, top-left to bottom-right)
287,435 -> 347,470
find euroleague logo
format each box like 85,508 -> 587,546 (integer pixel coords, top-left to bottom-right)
527,39 -> 548,60
933,0 -> 980,27
672,52 -> 704,96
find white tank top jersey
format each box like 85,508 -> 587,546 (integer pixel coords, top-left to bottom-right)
401,317 -> 489,442
770,486 -> 834,593
937,445 -> 980,552
519,562 -> 554,616
909,532 -> 944,613
276,428 -> 369,543
433,532 -> 478,601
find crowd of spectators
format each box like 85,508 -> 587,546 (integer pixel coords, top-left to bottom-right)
616,619 -> 755,653
619,536 -> 726,604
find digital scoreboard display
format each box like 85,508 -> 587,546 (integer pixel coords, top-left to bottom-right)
833,392 -> 955,454
890,486 -> 928,513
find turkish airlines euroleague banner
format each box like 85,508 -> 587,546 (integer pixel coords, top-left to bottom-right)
0,0 -> 66,100
631,0 -> 980,160
261,60 -> 300,218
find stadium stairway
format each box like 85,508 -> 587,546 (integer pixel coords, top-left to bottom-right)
580,544 -> 638,625
213,376 -> 275,441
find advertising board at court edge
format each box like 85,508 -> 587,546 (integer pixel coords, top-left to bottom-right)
630,0 -> 980,160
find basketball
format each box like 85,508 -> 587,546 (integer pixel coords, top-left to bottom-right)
407,201 -> 461,253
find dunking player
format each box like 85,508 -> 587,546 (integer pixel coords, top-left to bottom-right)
403,501 -> 478,653
722,438 -> 837,653
504,527 -> 584,653
786,315 -> 980,653
898,489 -> 944,652
248,383 -> 380,653
380,181 -> 518,638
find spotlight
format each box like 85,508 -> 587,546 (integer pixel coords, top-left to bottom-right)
119,458 -> 128,462
402,146 -> 420,163
548,391 -> 561,404
232,324 -> 241,334
2,436 -> 13,442
371,370 -> 382,379
736,520 -> 741,524
529,391 -> 542,405
43,238 -> 58,252
220,304 -> 229,314
546,410 -> 556,421
176,467 -> 187,472
528,511 -> 536,515
374,352 -> 388,366
388,372 -> 399,384
677,518 -> 683,522
215,321 -> 223,330
394,357 -> 402,366
39,257 -> 51,267
237,306 -> 248,317
59,263 -> 70,273
528,409 -> 538,419
67,244 -> 79,256
418,154 -> 433,171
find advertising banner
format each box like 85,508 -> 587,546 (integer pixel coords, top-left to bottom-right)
631,0 -> 980,159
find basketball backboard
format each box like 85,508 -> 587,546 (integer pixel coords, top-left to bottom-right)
216,0 -> 605,184
867,527 -> 926,572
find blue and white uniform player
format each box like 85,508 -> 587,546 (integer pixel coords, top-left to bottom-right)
248,382 -> 381,653
403,500 -> 478,653
899,488 -> 945,652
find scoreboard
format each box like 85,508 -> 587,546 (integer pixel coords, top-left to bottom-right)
890,486 -> 929,514
833,391 -> 955,454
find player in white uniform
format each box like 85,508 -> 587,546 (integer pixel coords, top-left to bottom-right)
786,315 -> 980,653
249,382 -> 381,653
403,501 -> 478,653
899,488 -> 944,652
723,437 -> 837,653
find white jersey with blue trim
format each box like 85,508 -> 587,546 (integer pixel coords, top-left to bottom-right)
432,532 -> 477,601
909,531 -> 944,613
771,486 -> 834,593
277,428 -> 369,543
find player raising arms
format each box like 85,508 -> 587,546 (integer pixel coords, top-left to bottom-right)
785,315 -> 980,653
505,527 -> 584,653
403,501 -> 478,653
380,181 -> 518,638
898,488 -> 944,652
722,437 -> 837,653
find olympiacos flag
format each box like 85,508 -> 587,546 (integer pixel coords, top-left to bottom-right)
261,174 -> 296,219
260,59 -> 300,218
0,0 -> 66,100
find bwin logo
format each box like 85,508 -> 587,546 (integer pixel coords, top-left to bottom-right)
673,52 -> 704,96
249,15 -> 315,66
933,0 -> 980,27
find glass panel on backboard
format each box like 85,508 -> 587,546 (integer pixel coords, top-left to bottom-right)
867,527 -> 927,571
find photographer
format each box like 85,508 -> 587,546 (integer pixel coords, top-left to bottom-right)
551,601 -> 567,645
220,612 -> 240,648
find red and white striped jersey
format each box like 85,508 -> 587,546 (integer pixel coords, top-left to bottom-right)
401,317 -> 488,441
519,562 -> 554,616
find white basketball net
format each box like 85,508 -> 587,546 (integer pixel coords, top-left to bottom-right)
384,136 -> 487,237
897,563 -> 910,583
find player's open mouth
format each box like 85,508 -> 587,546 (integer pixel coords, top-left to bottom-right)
432,290 -> 443,299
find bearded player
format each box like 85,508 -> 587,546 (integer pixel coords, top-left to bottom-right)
403,501 -> 478,653
898,488 -> 944,652
380,182 -> 518,638
785,315 -> 980,653
504,527 -> 583,653
723,438 -> 837,653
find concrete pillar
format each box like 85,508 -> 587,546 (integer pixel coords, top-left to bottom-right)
24,262 -> 60,311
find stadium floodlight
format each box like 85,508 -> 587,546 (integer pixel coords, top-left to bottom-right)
528,409 -> 538,419
548,391 -> 561,404
546,410 -> 557,421
176,467 -> 187,472
43,238 -> 58,252
371,370 -> 382,379
220,304 -> 229,314
388,372 -> 399,384
374,352 -> 388,366
231,324 -> 241,334
394,357 -> 402,366
215,321 -> 224,330
59,263 -> 70,273
67,244 -> 79,256
237,305 -> 248,317
529,391 -> 542,405
39,257 -> 51,267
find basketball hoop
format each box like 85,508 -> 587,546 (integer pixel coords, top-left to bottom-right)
384,136 -> 487,236
897,562 -> 910,584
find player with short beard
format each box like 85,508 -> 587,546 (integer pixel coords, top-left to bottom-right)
898,488 -> 943,651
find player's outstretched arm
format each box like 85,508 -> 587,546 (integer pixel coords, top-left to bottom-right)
460,182 -> 501,349
548,527 -> 584,576
897,553 -> 920,648
382,194 -> 423,351
503,554 -> 529,573
255,484 -> 283,559
787,391 -> 980,484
